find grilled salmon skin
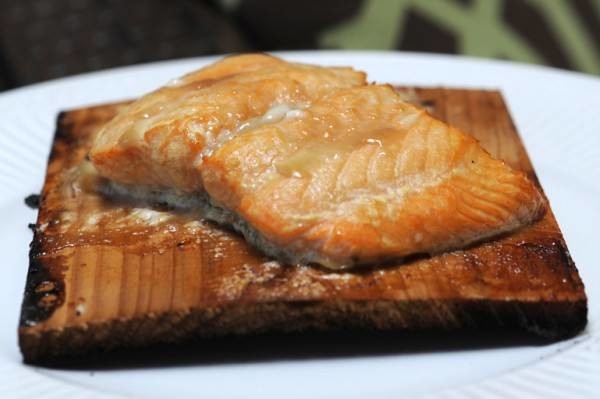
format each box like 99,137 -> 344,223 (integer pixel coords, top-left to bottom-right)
90,54 -> 545,269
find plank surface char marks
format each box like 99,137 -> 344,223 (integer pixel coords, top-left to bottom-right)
18,89 -> 587,363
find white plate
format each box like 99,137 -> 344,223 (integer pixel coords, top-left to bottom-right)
1,51 -> 599,399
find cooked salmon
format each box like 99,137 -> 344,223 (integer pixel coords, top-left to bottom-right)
201,84 -> 545,268
90,55 -> 545,269
90,54 -> 366,192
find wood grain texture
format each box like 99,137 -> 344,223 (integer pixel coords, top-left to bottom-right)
19,88 -> 587,363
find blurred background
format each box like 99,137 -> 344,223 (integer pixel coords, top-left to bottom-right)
0,0 -> 598,92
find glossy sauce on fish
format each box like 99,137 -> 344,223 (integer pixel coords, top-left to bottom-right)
90,54 -> 366,192
201,84 -> 545,268
89,55 -> 545,269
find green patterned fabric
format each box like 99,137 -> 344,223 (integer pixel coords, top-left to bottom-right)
0,0 -> 598,91
319,0 -> 600,75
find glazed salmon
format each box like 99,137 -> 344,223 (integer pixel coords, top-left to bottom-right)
201,85 -> 545,268
90,55 -> 545,269
90,54 -> 366,192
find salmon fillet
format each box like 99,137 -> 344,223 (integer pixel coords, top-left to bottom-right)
89,55 -> 545,269
201,85 -> 545,268
90,54 -> 366,191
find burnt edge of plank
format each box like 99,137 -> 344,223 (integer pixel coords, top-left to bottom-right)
48,111 -> 74,162
21,298 -> 587,365
19,113 -> 69,327
24,194 -> 40,209
19,230 -> 65,327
